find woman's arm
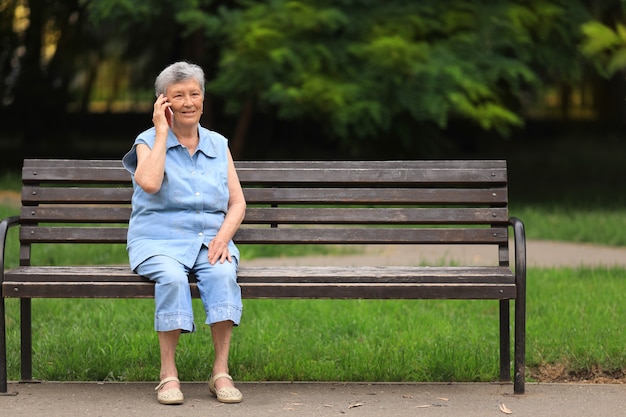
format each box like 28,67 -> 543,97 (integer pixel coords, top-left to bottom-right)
208,150 -> 247,265
133,94 -> 171,193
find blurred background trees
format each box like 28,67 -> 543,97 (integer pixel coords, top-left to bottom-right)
0,0 -> 624,165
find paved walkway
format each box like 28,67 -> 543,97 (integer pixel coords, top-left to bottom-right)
2,239 -> 625,416
3,381 -> 625,417
243,240 -> 626,268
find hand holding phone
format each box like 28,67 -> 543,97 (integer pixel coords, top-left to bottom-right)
154,94 -> 173,130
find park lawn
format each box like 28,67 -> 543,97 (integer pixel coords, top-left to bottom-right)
1,266 -> 624,383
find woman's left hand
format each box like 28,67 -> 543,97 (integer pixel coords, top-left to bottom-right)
208,238 -> 232,265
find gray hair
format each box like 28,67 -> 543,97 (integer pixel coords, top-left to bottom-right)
154,61 -> 205,97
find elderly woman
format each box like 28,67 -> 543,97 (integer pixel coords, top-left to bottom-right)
122,61 -> 246,405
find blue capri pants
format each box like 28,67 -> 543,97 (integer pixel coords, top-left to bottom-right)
135,246 -> 243,332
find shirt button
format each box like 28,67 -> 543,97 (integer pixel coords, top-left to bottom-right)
198,232 -> 203,237
195,192 -> 200,196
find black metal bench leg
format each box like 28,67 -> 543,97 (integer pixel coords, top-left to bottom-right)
0,297 -> 8,394
0,298 -> 17,395
20,299 -> 33,383
514,282 -> 526,394
499,299 -> 511,382
509,217 -> 527,395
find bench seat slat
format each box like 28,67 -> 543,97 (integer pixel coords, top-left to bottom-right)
1,282 -> 516,300
4,265 -> 514,283
3,266 -> 515,300
240,284 -> 516,299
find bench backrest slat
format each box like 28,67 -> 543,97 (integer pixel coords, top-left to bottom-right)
21,186 -> 133,204
235,160 -> 506,169
22,166 -> 131,183
21,186 -> 506,206
19,226 -> 508,245
243,187 -> 507,205
20,226 -> 128,243
235,227 -> 509,245
23,159 -> 122,168
20,207 -> 132,223
21,207 -> 508,224
237,168 -> 506,185
243,207 -> 509,224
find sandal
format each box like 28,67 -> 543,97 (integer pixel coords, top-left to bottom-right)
209,373 -> 242,403
155,376 -> 184,405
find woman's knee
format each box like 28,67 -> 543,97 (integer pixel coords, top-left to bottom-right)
195,261 -> 240,298
137,256 -> 188,286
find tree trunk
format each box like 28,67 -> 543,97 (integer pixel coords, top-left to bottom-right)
230,98 -> 254,159
13,0 -> 46,157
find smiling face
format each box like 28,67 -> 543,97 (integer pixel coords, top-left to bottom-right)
165,78 -> 204,129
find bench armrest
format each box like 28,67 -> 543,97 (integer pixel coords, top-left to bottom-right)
508,216 -> 526,284
508,216 -> 526,393
0,216 -> 20,280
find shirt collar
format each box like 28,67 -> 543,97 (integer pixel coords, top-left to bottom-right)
166,124 -> 217,158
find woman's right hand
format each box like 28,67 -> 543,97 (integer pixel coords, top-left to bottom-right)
152,94 -> 172,133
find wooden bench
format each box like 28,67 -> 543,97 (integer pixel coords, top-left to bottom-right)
0,159 -> 526,395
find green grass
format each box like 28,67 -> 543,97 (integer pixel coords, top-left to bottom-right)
0,172 -> 20,191
2,267 -> 624,383
511,204 -> 626,246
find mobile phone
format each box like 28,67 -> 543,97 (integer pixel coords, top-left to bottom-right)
166,106 -> 173,128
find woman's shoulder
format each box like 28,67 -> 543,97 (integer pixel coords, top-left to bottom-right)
198,126 -> 230,156
136,127 -> 157,146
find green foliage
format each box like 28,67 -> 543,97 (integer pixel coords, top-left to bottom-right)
2,0 -> 603,152
205,0 -> 589,145
581,20 -> 626,77
86,0 -> 216,28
